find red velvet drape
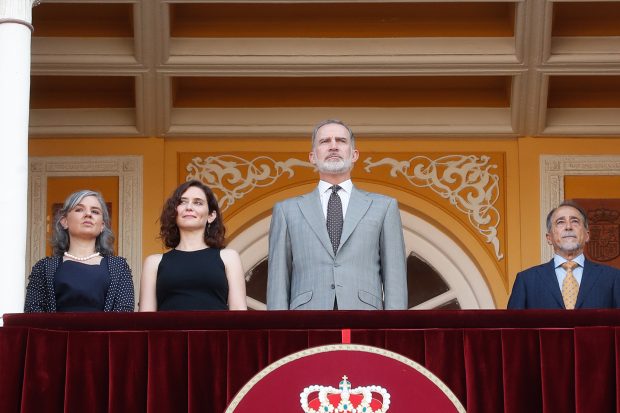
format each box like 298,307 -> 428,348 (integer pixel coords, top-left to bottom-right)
2,310 -> 620,412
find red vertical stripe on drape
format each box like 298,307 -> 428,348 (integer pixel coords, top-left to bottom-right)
501,329 -> 542,413
65,332 -> 109,413
147,331 -> 188,413
424,329 -> 467,408
20,329 -> 67,413
109,332 -> 148,413
539,329 -> 574,413
187,331 -> 228,413
341,329 -> 351,344
574,327 -> 615,413
0,327 -> 27,413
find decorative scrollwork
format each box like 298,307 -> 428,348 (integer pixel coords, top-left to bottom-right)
364,155 -> 503,260
186,155 -> 314,211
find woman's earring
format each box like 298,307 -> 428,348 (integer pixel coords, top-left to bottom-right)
207,222 -> 211,236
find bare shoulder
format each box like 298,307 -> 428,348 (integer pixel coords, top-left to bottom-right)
219,248 -> 241,263
143,253 -> 163,269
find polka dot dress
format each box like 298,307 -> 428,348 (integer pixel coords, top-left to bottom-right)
24,255 -> 135,312
105,256 -> 135,312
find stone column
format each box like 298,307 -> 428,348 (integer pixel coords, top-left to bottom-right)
0,0 -> 39,321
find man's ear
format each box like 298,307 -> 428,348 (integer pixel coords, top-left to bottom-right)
309,150 -> 316,165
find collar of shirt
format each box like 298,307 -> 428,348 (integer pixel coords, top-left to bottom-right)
318,179 -> 353,219
553,253 -> 585,286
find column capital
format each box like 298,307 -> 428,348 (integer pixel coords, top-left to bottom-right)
0,0 -> 40,30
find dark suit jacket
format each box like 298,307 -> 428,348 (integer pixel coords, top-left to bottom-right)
507,258 -> 620,309
24,255 -> 135,312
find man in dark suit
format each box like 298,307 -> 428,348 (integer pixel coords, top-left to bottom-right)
508,201 -> 620,309
267,119 -> 408,310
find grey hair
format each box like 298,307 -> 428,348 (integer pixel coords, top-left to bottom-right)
311,119 -> 355,150
51,189 -> 115,256
546,200 -> 589,232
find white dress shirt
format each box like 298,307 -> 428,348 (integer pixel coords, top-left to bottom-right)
318,179 -> 353,219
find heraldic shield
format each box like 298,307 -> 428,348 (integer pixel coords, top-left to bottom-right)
226,344 -> 465,413
588,221 -> 620,262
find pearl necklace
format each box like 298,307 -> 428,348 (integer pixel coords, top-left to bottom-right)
64,251 -> 101,261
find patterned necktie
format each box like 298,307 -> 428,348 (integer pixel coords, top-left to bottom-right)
326,185 -> 343,254
561,261 -> 579,310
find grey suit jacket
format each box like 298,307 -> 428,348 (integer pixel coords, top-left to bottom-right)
267,186 -> 408,310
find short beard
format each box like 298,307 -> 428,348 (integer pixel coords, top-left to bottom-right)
558,240 -> 582,255
315,156 -> 352,174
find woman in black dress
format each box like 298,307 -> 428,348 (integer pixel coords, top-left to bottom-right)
24,189 -> 134,312
139,180 -> 247,311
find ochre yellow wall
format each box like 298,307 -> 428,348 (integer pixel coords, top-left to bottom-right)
29,137 -> 165,260
166,137 -> 520,308
29,135 -> 620,308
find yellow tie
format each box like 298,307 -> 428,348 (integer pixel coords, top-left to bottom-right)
561,261 -> 579,310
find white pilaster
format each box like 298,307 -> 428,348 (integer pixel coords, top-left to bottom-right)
0,0 -> 38,322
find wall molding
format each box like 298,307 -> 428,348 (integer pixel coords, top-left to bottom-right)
186,152 -> 504,261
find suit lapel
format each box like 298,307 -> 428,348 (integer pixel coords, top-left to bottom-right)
339,187 -> 371,249
298,189 -> 335,257
575,260 -> 599,309
541,259 -> 565,308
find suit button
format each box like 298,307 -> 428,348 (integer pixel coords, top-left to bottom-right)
331,284 -> 335,289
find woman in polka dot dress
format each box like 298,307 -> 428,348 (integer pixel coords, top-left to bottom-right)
24,189 -> 135,312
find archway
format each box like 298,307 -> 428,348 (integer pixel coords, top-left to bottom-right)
228,210 -> 494,310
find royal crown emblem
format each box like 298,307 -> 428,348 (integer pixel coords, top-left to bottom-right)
300,375 -> 390,413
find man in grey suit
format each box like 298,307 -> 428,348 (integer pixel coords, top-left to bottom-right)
267,119 -> 408,310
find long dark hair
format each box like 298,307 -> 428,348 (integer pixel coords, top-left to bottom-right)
159,180 -> 226,249
51,189 -> 115,256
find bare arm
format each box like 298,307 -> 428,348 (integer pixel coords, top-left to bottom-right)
220,248 -> 247,310
138,254 -> 162,312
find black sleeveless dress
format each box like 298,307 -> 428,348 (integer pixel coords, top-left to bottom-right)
156,248 -> 229,310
